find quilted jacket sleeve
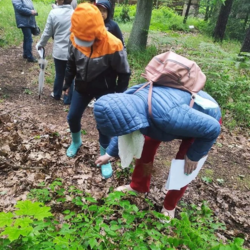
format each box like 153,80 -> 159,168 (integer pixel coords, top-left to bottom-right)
166,105 -> 221,161
106,137 -> 119,157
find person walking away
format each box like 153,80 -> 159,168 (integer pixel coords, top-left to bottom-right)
36,0 -> 74,104
88,0 -> 126,108
63,3 -> 130,179
94,83 -> 222,219
12,0 -> 38,62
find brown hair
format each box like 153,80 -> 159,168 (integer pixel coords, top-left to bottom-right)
64,0 -> 72,4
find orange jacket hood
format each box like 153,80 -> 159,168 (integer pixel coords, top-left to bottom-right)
70,3 -> 106,49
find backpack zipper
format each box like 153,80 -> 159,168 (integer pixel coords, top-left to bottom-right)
166,59 -> 191,77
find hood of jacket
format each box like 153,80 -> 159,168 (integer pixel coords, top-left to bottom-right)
96,0 -> 111,21
70,3 -> 107,53
94,93 -> 149,137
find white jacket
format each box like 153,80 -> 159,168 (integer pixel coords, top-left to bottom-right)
37,5 -> 73,60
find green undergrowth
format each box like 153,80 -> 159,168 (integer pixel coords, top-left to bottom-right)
0,179 -> 247,250
128,36 -> 250,128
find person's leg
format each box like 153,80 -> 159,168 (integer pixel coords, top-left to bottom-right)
21,27 -> 34,60
163,138 -> 194,210
94,94 -> 113,178
66,91 -> 93,157
164,118 -> 222,211
130,136 -> 161,193
21,29 -> 27,58
53,59 -> 67,100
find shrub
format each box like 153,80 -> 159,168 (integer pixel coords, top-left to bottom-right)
0,183 -> 247,250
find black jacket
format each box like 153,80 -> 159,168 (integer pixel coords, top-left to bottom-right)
96,0 -> 125,47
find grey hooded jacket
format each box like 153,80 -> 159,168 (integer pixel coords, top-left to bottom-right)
12,0 -> 36,28
37,5 -> 73,60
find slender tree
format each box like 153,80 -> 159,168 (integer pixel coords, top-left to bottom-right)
213,0 -> 234,42
204,0 -> 210,21
127,0 -> 154,51
109,0 -> 115,19
183,0 -> 192,23
240,26 -> 250,53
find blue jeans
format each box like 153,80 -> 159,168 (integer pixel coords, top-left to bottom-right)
21,27 -> 33,59
54,58 -> 73,104
67,90 -> 111,148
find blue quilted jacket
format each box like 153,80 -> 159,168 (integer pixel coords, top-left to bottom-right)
94,84 -> 221,162
12,0 -> 36,28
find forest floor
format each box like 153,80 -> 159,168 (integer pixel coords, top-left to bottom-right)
0,43 -> 250,248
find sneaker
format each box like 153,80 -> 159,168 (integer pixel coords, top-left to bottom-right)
27,57 -> 37,63
160,207 -> 175,223
88,99 -> 96,108
23,55 -> 28,59
115,185 -> 138,193
51,92 -> 63,101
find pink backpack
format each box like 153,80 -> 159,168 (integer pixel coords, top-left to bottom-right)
137,51 -> 206,116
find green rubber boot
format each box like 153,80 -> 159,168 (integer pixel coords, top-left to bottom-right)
100,145 -> 113,179
66,131 -> 82,157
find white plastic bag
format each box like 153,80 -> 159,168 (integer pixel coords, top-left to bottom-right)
193,94 -> 219,109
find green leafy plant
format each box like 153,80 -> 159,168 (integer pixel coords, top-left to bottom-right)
202,176 -> 213,183
23,89 -> 32,95
217,178 -> 225,185
81,129 -> 87,135
0,183 -> 247,250
27,188 -> 52,203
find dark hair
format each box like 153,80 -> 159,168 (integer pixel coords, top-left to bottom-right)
64,0 -> 72,4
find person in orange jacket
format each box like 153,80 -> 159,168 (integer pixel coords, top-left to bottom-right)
63,3 -> 130,179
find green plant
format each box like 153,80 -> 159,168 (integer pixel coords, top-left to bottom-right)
119,3 -> 130,23
116,162 -> 134,178
202,176 -> 213,183
51,131 -> 60,137
81,129 -> 87,135
23,89 -> 32,95
216,178 -> 225,185
27,188 -> 52,203
0,183 -> 248,250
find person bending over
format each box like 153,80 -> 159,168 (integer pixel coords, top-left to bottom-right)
94,83 -> 221,219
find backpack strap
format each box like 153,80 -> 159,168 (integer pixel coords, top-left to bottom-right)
134,81 -> 151,93
134,81 -> 154,116
148,81 -> 153,117
190,94 -> 195,108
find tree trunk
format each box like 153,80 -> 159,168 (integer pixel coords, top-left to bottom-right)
109,0 -> 116,19
127,0 -> 153,51
243,12 -> 249,31
183,0 -> 192,24
204,0 -> 210,21
156,0 -> 159,9
240,26 -> 250,53
192,0 -> 201,17
213,0 -> 234,42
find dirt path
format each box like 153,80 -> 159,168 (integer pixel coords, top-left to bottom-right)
0,43 -> 250,248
